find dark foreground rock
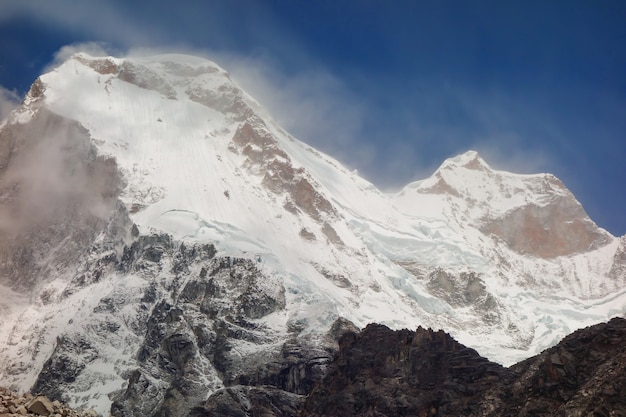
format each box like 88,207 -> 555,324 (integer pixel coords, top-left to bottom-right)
504,316 -> 626,417
300,317 -> 626,417
300,323 -> 510,416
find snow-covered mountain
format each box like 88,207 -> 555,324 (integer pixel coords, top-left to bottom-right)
0,53 -> 624,415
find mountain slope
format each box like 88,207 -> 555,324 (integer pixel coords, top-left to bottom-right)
0,53 -> 624,415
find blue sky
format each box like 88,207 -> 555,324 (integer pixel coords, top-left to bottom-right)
1,0 -> 625,235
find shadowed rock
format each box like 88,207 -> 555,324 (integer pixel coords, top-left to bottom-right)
301,318 -> 626,417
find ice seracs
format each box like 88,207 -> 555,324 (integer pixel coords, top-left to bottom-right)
0,52 -> 624,414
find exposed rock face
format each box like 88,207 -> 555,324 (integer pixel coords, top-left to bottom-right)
482,199 -> 610,258
231,118 -> 336,223
74,55 -> 120,75
186,318 -> 358,417
190,385 -> 303,417
112,324 -> 345,416
27,223 -> 290,417
118,61 -> 178,100
301,317 -> 626,417
426,269 -> 498,311
503,317 -> 626,416
301,323 -> 508,417
31,335 -> 97,403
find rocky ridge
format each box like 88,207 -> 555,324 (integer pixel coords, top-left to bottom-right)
301,317 -> 626,417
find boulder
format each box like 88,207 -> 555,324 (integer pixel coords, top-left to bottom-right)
27,396 -> 55,415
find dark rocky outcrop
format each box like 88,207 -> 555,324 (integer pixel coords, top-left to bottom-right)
189,385 -> 303,417
301,323 -> 508,417
106,236 -> 289,417
501,317 -> 626,416
186,318 -> 358,417
301,317 -> 626,417
31,335 -> 96,403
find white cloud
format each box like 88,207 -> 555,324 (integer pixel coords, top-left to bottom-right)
212,52 -> 367,158
53,42 -> 116,62
0,0 -> 156,46
42,42 -> 119,73
0,86 -> 20,122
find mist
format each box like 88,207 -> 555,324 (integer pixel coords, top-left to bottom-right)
0,87 -> 20,123
0,108 -> 123,289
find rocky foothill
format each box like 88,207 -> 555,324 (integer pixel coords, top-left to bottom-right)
0,388 -> 98,417
301,317 -> 626,417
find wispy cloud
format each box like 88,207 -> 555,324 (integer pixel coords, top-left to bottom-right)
0,86 -> 20,122
0,109 -> 121,236
207,52 -> 368,162
0,1 -> 440,189
0,0 -> 157,46
120,45 -> 563,189
2,1 -> 380,177
450,86 -> 559,175
123,45 -> 379,179
42,41 -> 119,73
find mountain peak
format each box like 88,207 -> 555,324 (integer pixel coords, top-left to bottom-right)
439,150 -> 491,172
1,53 -> 624,415
395,149 -> 612,259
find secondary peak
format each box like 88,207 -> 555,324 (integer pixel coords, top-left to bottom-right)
440,150 -> 491,172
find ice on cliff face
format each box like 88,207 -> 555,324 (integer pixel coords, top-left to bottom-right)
0,52 -> 624,414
